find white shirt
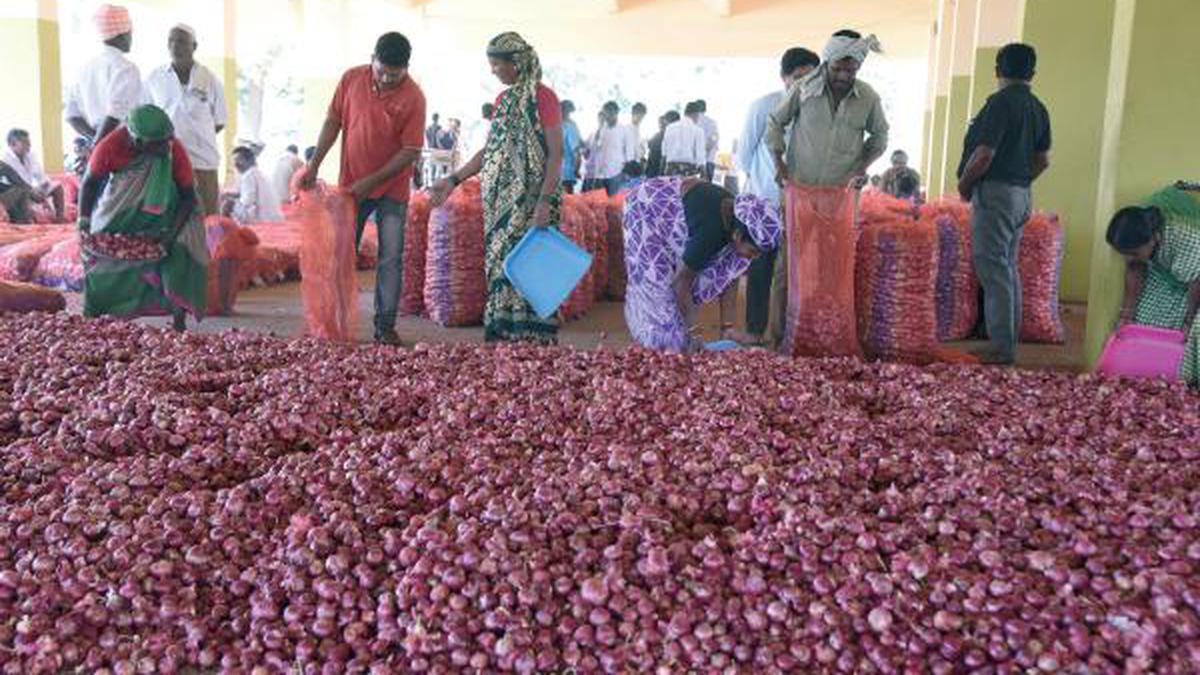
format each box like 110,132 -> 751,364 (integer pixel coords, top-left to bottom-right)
662,118 -> 706,166
619,124 -> 641,165
699,114 -> 719,163
271,152 -> 304,203
232,166 -> 282,223
65,45 -> 143,132
1,149 -> 49,189
594,125 -> 625,179
143,63 -> 227,171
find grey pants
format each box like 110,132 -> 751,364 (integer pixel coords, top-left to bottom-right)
971,180 -> 1032,361
356,197 -> 408,334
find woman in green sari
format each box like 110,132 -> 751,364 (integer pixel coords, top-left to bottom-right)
78,104 -> 208,331
1106,186 -> 1200,386
430,32 -> 565,343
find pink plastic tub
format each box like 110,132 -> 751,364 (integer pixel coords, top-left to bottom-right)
1096,324 -> 1186,380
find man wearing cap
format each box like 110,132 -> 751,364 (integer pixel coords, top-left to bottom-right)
766,29 -> 890,350
65,4 -> 143,146
300,32 -> 426,346
143,23 -> 228,217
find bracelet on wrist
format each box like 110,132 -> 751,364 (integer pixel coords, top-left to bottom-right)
448,174 -> 461,187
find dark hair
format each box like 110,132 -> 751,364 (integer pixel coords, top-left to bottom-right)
286,144 -> 299,154
1106,206 -> 1163,252
896,173 -> 919,198
684,102 -> 701,116
6,129 -> 29,145
374,32 -> 412,68
481,103 -> 495,119
232,146 -> 256,163
304,146 -> 316,162
622,160 -> 644,178
891,149 -> 908,162
602,101 -> 619,114
664,110 -> 681,123
560,100 -> 575,115
632,102 -> 647,115
695,99 -> 707,112
833,29 -> 862,39
780,47 -> 820,76
996,42 -> 1036,80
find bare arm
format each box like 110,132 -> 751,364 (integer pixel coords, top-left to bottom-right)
1120,261 -> 1148,323
718,284 -> 738,337
956,146 -> 996,201
1186,281 -> 1200,328
68,116 -> 96,140
94,117 -> 122,144
671,266 -> 700,349
541,124 -> 564,198
302,115 -> 342,185
1032,151 -> 1050,181
351,147 -> 422,199
78,171 -> 107,222
767,83 -> 801,185
170,187 -> 198,242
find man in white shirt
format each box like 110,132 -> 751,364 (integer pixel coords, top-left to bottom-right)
621,102 -> 647,169
272,145 -> 305,205
65,4 -> 142,146
143,23 -> 228,216
464,103 -> 494,160
0,129 -> 65,222
222,146 -> 282,224
593,101 -> 626,196
695,99 -> 720,182
661,102 -> 706,177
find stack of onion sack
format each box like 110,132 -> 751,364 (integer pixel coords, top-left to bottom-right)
566,194 -> 608,302
558,198 -> 595,321
857,191 -> 919,227
237,222 -> 301,288
919,197 -> 972,231
584,190 -> 626,300
0,232 -> 72,282
424,178 -> 485,327
855,217 -> 941,362
400,192 -> 431,316
32,238 -> 85,291
203,217 -> 260,316
0,279 -> 65,313
1020,212 -> 1067,343
931,213 -> 980,341
294,184 -> 359,341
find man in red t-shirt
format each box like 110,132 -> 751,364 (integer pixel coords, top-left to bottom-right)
301,32 -> 426,345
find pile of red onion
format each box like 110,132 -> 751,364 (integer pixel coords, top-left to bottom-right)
82,233 -> 165,261
0,313 -> 1197,673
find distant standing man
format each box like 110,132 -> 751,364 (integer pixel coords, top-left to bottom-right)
143,23 -> 228,216
696,99 -> 719,182
957,43 -> 1052,365
736,47 -> 820,345
560,100 -> 584,193
766,30 -> 890,348
66,4 -> 143,146
301,32 -> 426,346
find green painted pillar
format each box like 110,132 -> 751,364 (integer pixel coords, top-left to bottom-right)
1022,0 -> 1120,304
0,1 -> 64,172
938,0 -> 979,199
925,0 -> 955,198
969,0 -> 1024,136
1083,0 -> 1200,366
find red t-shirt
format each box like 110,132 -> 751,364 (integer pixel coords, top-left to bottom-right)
493,83 -> 562,129
88,127 -> 195,188
329,65 -> 426,203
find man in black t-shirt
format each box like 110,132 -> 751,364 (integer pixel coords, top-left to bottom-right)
957,43 -> 1052,365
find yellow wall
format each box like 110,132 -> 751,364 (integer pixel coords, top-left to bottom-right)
938,74 -> 971,196
0,10 -> 64,172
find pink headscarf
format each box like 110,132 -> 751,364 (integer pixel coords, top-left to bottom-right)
94,4 -> 132,41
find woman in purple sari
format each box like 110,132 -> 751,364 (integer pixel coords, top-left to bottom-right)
623,176 -> 782,352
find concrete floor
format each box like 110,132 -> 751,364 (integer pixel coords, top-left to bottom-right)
102,270 -> 1087,372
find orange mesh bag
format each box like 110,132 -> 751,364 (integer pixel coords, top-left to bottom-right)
918,197 -> 972,228
295,185 -> 359,341
0,233 -> 72,282
605,192 -> 626,300
33,238 -> 85,291
1018,212 -> 1066,343
204,217 -> 260,316
559,199 -> 595,321
855,217 -> 940,363
858,192 -> 919,227
783,185 -> 862,359
239,222 -> 302,288
400,192 -> 431,317
0,280 -> 66,314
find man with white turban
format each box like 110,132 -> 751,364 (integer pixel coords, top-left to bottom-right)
65,4 -> 143,145
143,23 -> 229,216
764,29 -> 890,348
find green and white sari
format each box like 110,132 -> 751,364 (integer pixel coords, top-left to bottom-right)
1136,188 -> 1200,386
83,139 -> 208,320
479,32 -> 562,344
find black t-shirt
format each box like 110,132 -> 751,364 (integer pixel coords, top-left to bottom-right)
957,83 -> 1051,187
682,182 -> 735,271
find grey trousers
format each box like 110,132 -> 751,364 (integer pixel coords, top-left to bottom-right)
971,180 -> 1032,361
356,197 -> 408,334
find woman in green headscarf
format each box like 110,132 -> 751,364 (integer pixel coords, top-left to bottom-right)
78,104 -> 208,331
430,32 -> 565,344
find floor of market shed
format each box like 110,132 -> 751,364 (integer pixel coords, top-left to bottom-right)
83,271 -> 1087,372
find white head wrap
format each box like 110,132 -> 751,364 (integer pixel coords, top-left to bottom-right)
796,33 -> 883,103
